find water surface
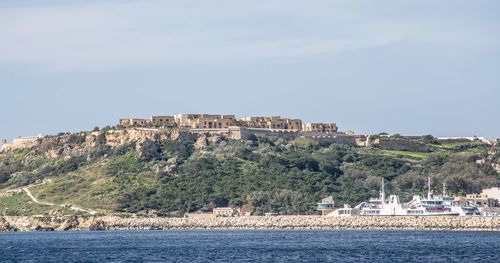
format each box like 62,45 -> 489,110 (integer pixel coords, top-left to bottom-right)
0,230 -> 498,262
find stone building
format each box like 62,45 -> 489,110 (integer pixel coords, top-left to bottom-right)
240,116 -> 302,131
481,187 -> 500,203
119,118 -> 148,127
175,114 -> 236,129
317,196 -> 335,216
150,116 -> 176,127
285,119 -> 302,131
118,113 -> 339,134
212,207 -> 238,217
460,194 -> 499,207
302,123 -> 338,133
1,136 -> 43,152
120,114 -> 236,128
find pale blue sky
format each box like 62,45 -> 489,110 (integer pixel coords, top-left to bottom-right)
0,0 -> 499,141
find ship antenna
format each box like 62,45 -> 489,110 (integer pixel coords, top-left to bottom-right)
380,177 -> 385,204
442,181 -> 446,197
427,176 -> 432,199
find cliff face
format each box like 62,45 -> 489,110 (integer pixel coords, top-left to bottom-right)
101,129 -> 194,148
1,128 -> 196,158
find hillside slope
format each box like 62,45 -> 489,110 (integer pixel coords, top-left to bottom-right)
1,129 -> 499,216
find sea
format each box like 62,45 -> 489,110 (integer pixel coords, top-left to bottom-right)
0,230 -> 499,262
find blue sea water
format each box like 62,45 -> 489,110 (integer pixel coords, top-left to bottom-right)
0,230 -> 499,262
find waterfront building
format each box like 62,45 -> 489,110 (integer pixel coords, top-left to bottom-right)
317,196 -> 335,216
481,187 -> 500,203
326,204 -> 358,217
456,194 -> 499,207
213,207 -> 238,217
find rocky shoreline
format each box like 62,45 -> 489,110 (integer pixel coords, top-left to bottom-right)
1,215 -> 500,232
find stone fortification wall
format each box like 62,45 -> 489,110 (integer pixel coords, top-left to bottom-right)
1,215 -> 500,232
190,127 -> 300,140
1,137 -> 41,152
241,128 -> 299,139
190,127 -> 246,140
300,133 -> 380,147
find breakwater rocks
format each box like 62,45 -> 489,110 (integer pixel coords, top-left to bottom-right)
1,216 -> 500,232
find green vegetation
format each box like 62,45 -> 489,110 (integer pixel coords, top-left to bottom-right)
0,192 -> 74,216
0,132 -> 498,216
382,150 -> 429,160
30,167 -> 117,211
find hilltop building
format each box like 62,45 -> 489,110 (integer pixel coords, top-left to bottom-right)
0,135 -> 43,152
240,116 -> 302,131
120,114 -> 236,129
175,114 -> 236,129
119,113 -> 338,134
302,123 -> 338,133
119,118 -> 149,127
151,116 -> 176,127
116,113 -> 346,141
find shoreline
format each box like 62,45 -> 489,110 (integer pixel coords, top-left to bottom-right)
2,215 -> 500,232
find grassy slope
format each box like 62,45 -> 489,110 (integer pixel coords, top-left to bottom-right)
0,192 -> 74,216
1,136 -> 497,215
29,165 -> 118,212
382,150 -> 429,160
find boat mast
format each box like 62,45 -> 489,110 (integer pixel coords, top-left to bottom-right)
442,181 -> 447,197
427,176 -> 432,200
380,177 -> 385,204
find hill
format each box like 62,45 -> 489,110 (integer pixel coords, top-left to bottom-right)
1,128 -> 499,216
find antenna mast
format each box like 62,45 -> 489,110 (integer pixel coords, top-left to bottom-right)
427,176 -> 432,200
380,177 -> 386,204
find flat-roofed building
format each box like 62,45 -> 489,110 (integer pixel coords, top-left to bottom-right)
119,118 -> 148,127
285,119 -> 302,131
482,187 -> 500,203
150,116 -> 176,127
462,194 -> 498,207
213,207 -> 238,217
175,114 -> 235,129
317,196 -> 335,216
174,114 -> 195,127
302,123 -> 338,133
241,116 -> 302,131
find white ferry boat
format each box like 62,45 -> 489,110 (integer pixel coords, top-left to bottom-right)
356,178 -> 461,216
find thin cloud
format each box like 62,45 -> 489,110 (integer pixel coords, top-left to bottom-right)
0,1 -> 495,72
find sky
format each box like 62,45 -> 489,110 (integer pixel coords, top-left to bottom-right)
0,0 -> 499,142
